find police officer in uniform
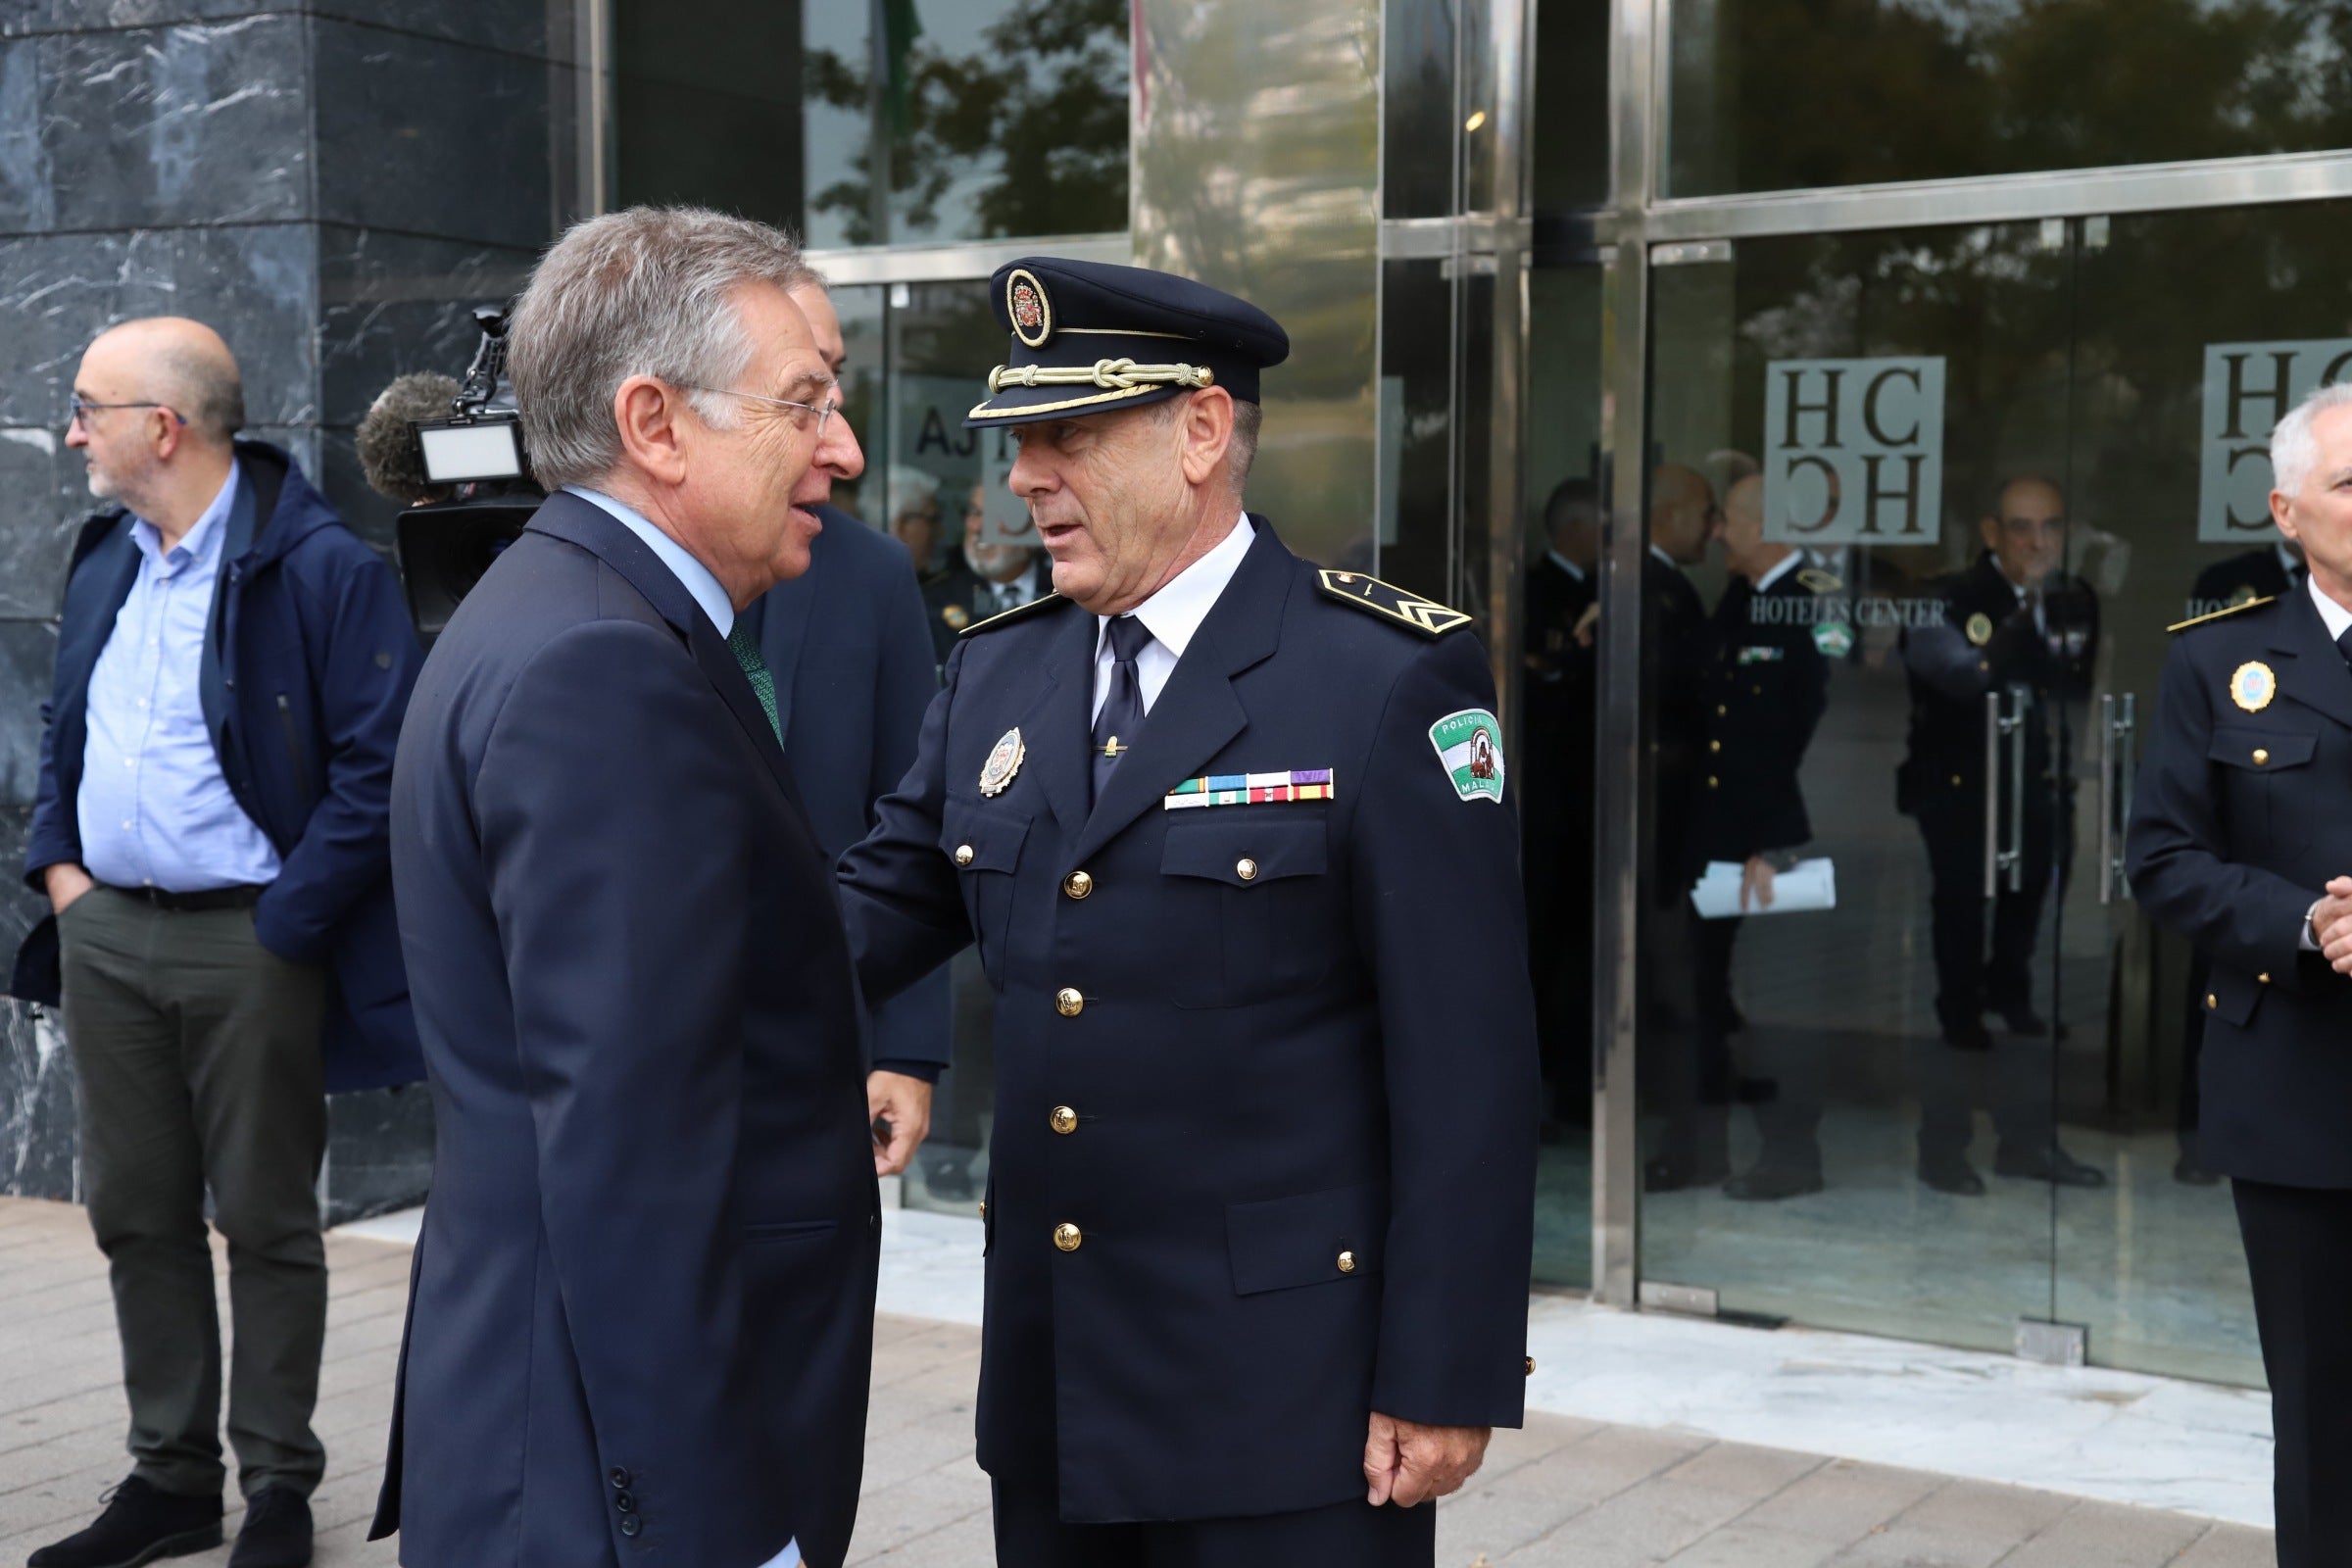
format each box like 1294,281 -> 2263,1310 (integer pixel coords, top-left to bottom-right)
2130,383 -> 2352,1568
837,257 -> 1540,1566
1897,475 -> 2104,1194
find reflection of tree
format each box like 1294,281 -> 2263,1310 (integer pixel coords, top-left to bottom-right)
1704,0 -> 2352,191
806,0 -> 1128,244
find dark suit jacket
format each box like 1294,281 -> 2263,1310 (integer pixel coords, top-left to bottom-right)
742,504 -> 950,1078
371,491 -> 880,1567
838,522 -> 1539,1523
2129,585 -> 2352,1189
1690,565 -> 1833,864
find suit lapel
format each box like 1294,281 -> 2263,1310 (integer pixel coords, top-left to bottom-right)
1073,525 -> 1291,864
2268,585 -> 2352,731
1004,606 -> 1094,838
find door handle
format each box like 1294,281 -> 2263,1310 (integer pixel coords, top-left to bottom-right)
2004,685 -> 2030,895
2114,693 -> 2137,901
1984,690 -> 2003,898
2098,694 -> 2116,907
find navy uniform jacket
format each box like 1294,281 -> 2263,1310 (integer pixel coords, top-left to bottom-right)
742,503 -> 951,1078
838,521 -> 1540,1524
1691,565 -> 1832,865
371,493 -> 880,1567
2128,586 -> 2352,1190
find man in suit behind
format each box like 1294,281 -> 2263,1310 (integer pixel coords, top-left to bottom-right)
371,208 -> 877,1568
2132,381 -> 2352,1568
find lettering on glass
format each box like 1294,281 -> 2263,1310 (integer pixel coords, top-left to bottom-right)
2199,339 -> 2352,543
1762,358 -> 1946,546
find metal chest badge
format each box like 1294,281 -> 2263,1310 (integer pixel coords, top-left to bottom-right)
979,727 -> 1026,796
2230,662 -> 2277,713
1965,612 -> 1994,647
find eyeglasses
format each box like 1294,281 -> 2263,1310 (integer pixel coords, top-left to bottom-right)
677,383 -> 842,437
67,398 -> 186,430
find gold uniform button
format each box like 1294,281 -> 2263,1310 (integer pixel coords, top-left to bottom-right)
1525,1356 -> 1536,1376
1708,740 -> 1722,753
978,1200 -> 988,1219
1706,776 -> 1719,789
1337,1250 -> 1356,1274
1950,774 -> 1963,787
1054,1222 -> 1083,1252
1716,705 -> 1728,717
2206,993 -> 2219,1009
2253,749 -> 2270,765
1055,988 -> 1085,1017
1062,869 -> 1094,899
2259,973 -> 2272,985
1050,1104 -> 1078,1135
1236,857 -> 1259,881
954,844 -> 975,867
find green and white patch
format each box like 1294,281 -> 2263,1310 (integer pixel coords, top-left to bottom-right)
1429,708 -> 1506,803
1811,620 -> 1855,658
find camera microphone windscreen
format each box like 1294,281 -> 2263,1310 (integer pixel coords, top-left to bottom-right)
359,372 -> 463,504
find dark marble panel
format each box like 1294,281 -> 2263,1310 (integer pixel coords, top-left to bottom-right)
317,225 -> 538,428
0,621 -> 58,808
0,425 -> 89,619
0,224 -> 318,433
0,36 -> 56,231
41,16 -> 309,231
313,17 -> 555,251
323,1081 -> 432,1226
307,0 -> 567,64
318,426 -> 399,558
14,1 -> 275,37
0,808 -> 76,1202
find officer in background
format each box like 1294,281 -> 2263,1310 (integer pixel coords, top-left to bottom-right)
1897,475 -> 2103,1195
837,257 -> 1539,1566
1522,477 -> 1600,1135
922,482 -> 1050,673
1689,474 -> 1834,1201
2130,381 -> 2352,1568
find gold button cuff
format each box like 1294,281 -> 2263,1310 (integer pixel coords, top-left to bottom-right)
1055,988 -> 1084,1017
1337,1250 -> 1356,1274
954,844 -> 975,867
1050,1104 -> 1078,1135
1062,869 -> 1094,899
1236,857 -> 1259,882
1054,1222 -> 1083,1252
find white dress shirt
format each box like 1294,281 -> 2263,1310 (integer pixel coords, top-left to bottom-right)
567,486 -> 736,636
1090,514 -> 1254,721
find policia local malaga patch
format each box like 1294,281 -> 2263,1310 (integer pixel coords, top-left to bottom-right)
1430,709 -> 1506,803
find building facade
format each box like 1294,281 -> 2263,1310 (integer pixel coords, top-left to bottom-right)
6,0 -> 2350,1386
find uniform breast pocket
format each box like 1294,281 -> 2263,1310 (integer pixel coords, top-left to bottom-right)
943,796 -> 1030,987
2209,725 -> 2319,858
1161,815 -> 1331,1008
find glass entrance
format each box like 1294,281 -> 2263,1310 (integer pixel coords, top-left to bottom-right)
1625,203 -> 2315,1382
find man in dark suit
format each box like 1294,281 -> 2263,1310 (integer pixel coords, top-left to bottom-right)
2131,382 -> 2352,1568
838,257 -> 1539,1567
743,272 -> 952,1167
1897,476 -> 2103,1195
370,208 -> 877,1568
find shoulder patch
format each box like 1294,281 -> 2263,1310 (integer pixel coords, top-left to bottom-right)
959,592 -> 1069,636
1315,568 -> 1473,636
2167,595 -> 2275,634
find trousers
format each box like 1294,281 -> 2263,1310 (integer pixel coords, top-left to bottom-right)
990,1477 -> 1437,1568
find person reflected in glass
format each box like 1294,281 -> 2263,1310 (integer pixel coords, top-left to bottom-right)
1522,477 -> 1601,1139
890,464 -> 945,578
1897,475 -> 2104,1195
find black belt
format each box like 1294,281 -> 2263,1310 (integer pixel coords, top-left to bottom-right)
104,883 -> 266,913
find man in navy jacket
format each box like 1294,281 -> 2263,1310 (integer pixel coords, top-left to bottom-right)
15,317 -> 420,1568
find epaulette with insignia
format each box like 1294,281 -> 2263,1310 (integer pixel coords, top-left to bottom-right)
2166,596 -> 2275,634
959,591 -> 1070,636
1314,568 -> 1472,636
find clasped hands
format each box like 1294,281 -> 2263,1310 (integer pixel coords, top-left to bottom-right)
2316,877 -> 2352,974
1364,1412 -> 1492,1507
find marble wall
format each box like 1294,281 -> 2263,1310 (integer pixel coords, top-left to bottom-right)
0,2 -> 582,1217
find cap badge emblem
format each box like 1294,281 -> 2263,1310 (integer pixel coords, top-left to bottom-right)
979,727 -> 1026,797
1006,268 -> 1053,349
2230,661 -> 2276,713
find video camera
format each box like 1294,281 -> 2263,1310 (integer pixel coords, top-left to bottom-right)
386,308 -> 543,648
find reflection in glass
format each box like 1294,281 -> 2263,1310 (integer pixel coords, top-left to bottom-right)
1666,0 -> 2352,197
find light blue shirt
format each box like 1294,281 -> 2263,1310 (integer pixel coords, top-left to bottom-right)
564,484 -> 793,1568
567,486 -> 735,636
77,466 -> 283,893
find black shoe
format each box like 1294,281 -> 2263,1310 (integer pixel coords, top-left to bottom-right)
228,1488 -> 312,1568
1941,1019 -> 1994,1052
1724,1162 -> 1825,1201
1918,1155 -> 1985,1196
1994,1143 -> 2107,1188
1643,1152 -> 1730,1193
27,1476 -> 222,1568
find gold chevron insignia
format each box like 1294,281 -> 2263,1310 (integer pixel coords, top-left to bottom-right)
1315,568 -> 1474,636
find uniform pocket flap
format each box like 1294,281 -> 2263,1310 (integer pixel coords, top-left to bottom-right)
1162,817 -> 1328,887
943,796 -> 1030,874
2205,965 -> 2267,1029
2208,726 -> 2316,771
1226,1182 -> 1386,1296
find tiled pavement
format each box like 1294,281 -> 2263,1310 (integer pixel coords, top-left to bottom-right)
0,1198 -> 2277,1566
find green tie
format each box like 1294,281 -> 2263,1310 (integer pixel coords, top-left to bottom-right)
726,620 -> 783,747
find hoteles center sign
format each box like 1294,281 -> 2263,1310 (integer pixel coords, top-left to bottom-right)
1762,357 -> 1946,546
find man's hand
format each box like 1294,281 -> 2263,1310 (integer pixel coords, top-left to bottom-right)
866,1070 -> 934,1176
1572,602 -> 1601,649
1363,1412 -> 1492,1507
1740,855 -> 1776,912
2319,876 -> 2352,973
44,862 -> 93,916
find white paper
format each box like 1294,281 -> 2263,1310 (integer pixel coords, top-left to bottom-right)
1689,858 -> 1837,920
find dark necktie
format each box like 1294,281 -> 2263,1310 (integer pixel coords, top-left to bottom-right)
2336,623 -> 2352,671
726,620 -> 783,747
1091,614 -> 1153,801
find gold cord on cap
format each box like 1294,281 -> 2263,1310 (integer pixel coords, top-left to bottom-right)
986,358 -> 1216,394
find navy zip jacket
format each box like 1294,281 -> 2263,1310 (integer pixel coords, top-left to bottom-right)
13,440 -> 425,1092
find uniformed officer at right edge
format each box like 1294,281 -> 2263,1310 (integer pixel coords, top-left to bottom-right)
837,256 -> 1539,1566
2130,380 -> 2352,1568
